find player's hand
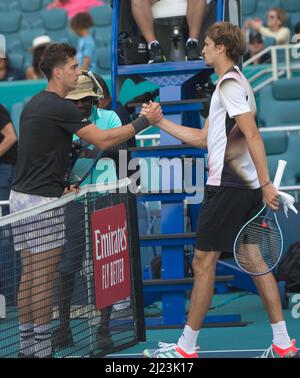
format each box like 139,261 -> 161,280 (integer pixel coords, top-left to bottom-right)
63,185 -> 80,195
262,183 -> 279,211
140,101 -> 163,125
251,18 -> 262,30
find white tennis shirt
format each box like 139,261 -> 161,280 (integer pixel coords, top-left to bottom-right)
206,66 -> 260,189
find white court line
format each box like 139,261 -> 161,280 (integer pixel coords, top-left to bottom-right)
107,347 -> 300,357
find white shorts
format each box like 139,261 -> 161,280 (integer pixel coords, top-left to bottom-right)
9,190 -> 65,254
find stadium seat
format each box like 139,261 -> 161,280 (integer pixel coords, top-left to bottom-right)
263,36 -> 276,48
265,133 -> 300,186
8,2 -> 20,11
0,12 -> 22,34
67,29 -> 79,48
242,0 -> 258,21
19,0 -> 42,12
262,132 -> 288,156
258,78 -> 300,127
18,0 -> 43,28
8,52 -> 25,71
93,26 -> 112,48
47,29 -> 70,44
10,102 -> 24,138
96,46 -> 111,75
0,12 -> 23,52
280,0 -> 300,30
90,5 -> 112,27
42,0 -> 53,6
41,9 -> 68,31
39,9 -> 70,43
19,29 -> 46,51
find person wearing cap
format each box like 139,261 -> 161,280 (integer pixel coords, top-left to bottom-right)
51,71 -> 132,352
243,32 -> 271,65
26,36 -> 52,80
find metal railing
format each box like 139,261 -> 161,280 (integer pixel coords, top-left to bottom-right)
243,44 -> 300,92
135,134 -> 160,147
259,126 -> 300,199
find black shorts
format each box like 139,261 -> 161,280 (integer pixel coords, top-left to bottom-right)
196,185 -> 263,253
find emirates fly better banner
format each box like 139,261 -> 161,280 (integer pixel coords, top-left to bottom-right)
92,204 -> 131,309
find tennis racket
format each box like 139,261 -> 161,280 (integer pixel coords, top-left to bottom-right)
64,140 -> 103,188
233,159 -> 287,276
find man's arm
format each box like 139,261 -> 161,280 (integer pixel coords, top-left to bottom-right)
76,103 -> 162,150
76,122 -> 135,150
235,112 -> 279,210
157,117 -> 208,149
0,122 -> 17,156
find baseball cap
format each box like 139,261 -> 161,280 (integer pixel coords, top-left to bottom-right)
66,74 -> 104,101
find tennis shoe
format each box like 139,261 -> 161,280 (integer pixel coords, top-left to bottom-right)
148,43 -> 166,64
259,339 -> 299,358
143,342 -> 199,358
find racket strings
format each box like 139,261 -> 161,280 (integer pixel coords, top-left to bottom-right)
235,216 -> 282,275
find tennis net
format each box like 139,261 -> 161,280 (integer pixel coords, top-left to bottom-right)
0,179 -> 145,358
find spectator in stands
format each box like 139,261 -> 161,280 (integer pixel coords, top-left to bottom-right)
47,0 -> 104,18
0,104 -> 18,313
130,0 -> 210,63
0,104 -> 18,216
243,31 -> 271,64
70,12 -> 97,71
245,8 -> 291,45
295,21 -> 300,35
26,36 -> 52,80
0,58 -> 25,82
51,71 -> 133,352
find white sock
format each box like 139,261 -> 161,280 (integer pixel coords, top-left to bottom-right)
19,323 -> 35,356
178,324 -> 199,354
148,40 -> 159,49
271,321 -> 292,349
34,323 -> 52,358
187,38 -> 198,45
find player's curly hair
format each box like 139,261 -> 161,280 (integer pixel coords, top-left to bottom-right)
206,22 -> 246,64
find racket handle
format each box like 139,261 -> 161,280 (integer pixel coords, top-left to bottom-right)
273,160 -> 287,190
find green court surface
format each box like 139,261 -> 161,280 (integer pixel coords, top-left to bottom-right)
1,291 -> 299,358
108,292 -> 300,358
